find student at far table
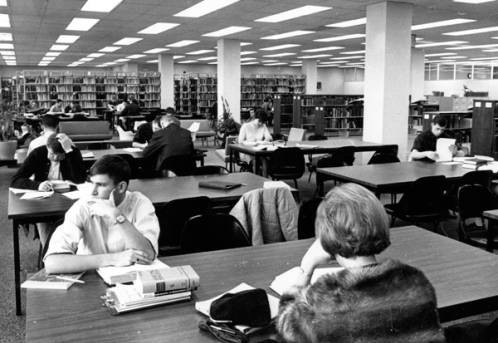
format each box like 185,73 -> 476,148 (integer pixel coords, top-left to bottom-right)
44,155 -> 160,274
238,109 -> 272,144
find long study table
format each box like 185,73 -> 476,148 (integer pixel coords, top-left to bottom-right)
9,172 -> 276,315
228,139 -> 398,176
26,226 -> 498,342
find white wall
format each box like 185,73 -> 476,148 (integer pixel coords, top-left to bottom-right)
316,67 -> 344,94
424,79 -> 498,98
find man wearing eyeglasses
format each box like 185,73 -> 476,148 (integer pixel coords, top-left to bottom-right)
44,155 -> 159,274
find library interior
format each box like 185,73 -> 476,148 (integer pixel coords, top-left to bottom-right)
4,0 -> 498,342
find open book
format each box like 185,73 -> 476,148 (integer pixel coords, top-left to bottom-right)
21,269 -> 84,290
97,259 -> 169,285
435,138 -> 455,162
270,266 -> 344,296
195,283 -> 279,334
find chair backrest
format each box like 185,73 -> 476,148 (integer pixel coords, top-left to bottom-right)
268,147 -> 305,177
180,214 -> 251,253
115,153 -> 138,179
59,120 -> 112,141
288,128 -> 305,142
316,146 -> 355,168
307,134 -> 327,141
225,135 -> 238,155
192,165 -> 229,175
298,198 -> 322,239
160,154 -> 196,176
462,170 -> 493,189
368,151 -> 400,164
458,184 -> 498,220
156,196 -> 211,256
398,175 -> 447,214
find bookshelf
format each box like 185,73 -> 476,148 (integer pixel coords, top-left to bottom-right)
16,71 -> 160,116
471,100 -> 498,158
409,103 -> 439,133
273,94 -> 295,135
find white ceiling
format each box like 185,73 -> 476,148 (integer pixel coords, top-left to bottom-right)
5,0 -> 498,67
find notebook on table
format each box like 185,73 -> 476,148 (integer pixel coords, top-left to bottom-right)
198,180 -> 242,191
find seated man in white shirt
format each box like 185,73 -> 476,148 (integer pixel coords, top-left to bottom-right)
27,114 -> 59,155
48,99 -> 65,114
238,109 -> 272,144
44,155 -> 160,274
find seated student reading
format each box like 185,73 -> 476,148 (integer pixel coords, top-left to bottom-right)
409,116 -> 466,161
238,109 -> 272,144
44,155 -> 160,274
277,183 -> 445,343
132,111 -> 162,149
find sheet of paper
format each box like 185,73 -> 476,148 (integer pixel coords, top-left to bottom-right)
122,147 -> 142,153
270,266 -> 344,296
20,190 -> 54,200
296,143 -> 318,149
9,187 -> 32,194
62,190 -> 82,200
188,122 -> 200,133
441,162 -> 461,165
436,138 -> 455,162
81,151 -> 95,158
195,282 -> 280,333
264,181 -> 291,190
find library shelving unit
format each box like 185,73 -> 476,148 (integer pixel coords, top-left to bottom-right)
299,95 -> 364,137
409,103 -> 439,133
273,94 -> 295,135
471,100 -> 498,157
423,110 -> 473,145
1,77 -> 15,107
16,71 -> 160,116
175,73 -> 305,117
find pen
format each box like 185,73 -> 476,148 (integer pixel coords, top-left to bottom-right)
55,276 -> 85,284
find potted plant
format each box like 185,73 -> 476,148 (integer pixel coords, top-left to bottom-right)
0,102 -> 18,160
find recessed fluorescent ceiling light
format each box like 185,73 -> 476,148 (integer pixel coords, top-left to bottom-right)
177,60 -> 198,63
144,48 -> 169,54
331,55 -> 363,60
126,54 -> 145,59
314,34 -> 365,42
50,44 -> 69,51
241,61 -> 259,65
2,55 -> 15,59
454,0 -> 495,3
56,35 -> 80,44
0,1 -> 6,6
302,46 -> 344,53
45,52 -> 61,57
444,26 -> 498,36
264,62 -> 287,66
203,26 -> 251,37
81,0 -> 123,12
260,44 -> 300,51
425,52 -> 457,57
240,42 -> 252,46
0,33 -> 12,41
241,51 -> 257,55
263,52 -> 296,57
240,57 -> 257,61
0,50 -> 14,55
415,41 -> 467,48
255,5 -> 331,23
38,63 -> 49,66
87,53 -> 104,58
298,54 -> 332,59
167,40 -> 199,47
447,43 -> 498,50
483,48 -> 498,52
186,49 -> 214,55
0,43 -> 13,49
261,60 -> 278,63
197,56 -> 217,61
327,17 -> 366,28
114,37 -> 142,45
290,64 -> 302,67
411,18 -> 475,31
138,22 -> 180,34
66,18 -> 99,31
319,61 -> 345,64
0,14 -> 10,28
174,0 -> 240,18
115,58 -> 130,62
470,56 -> 498,60
173,55 -> 185,59
443,55 -> 467,59
99,46 -> 121,52
262,30 -> 314,40
208,61 -> 217,64
146,59 -> 158,63
340,50 -> 365,55
79,57 -> 94,62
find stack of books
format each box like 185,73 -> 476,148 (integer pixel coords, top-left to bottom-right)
462,157 -> 491,170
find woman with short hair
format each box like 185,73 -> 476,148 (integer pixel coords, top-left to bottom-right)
277,183 -> 446,343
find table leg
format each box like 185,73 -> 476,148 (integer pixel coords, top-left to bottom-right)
261,157 -> 268,178
13,220 -> 21,315
486,219 -> 494,252
229,150 -> 233,173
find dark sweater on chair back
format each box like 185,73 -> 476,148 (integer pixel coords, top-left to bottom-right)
277,259 -> 446,343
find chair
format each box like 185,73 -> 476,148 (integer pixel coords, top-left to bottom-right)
180,214 -> 251,253
458,184 -> 498,251
385,175 -> 448,234
297,198 -> 322,239
160,154 -> 196,176
268,147 -> 305,189
59,120 -> 113,141
312,146 -> 355,196
155,196 -> 211,256
307,134 -> 327,141
192,165 -> 229,176
462,170 -> 493,189
368,151 -> 400,164
115,153 -> 139,179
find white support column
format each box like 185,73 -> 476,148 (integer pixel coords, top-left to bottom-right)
122,62 -> 138,73
217,39 -> 240,122
158,54 -> 175,109
411,48 -> 425,102
301,60 -> 317,94
364,1 -> 413,160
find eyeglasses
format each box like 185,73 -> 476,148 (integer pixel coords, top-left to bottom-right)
199,320 -> 247,343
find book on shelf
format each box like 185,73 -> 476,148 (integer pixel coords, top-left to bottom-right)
96,259 -> 169,285
21,269 -> 85,290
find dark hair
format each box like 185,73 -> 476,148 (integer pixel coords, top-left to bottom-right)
164,107 -> 175,115
131,99 -> 139,105
90,155 -> 131,185
46,134 -> 65,154
72,101 -> 79,105
432,116 -> 447,127
41,114 -> 59,129
254,109 -> 268,124
56,99 -> 62,103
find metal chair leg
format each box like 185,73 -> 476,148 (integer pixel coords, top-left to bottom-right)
293,179 -> 298,189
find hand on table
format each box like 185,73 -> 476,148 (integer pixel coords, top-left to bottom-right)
110,249 -> 153,266
38,181 -> 54,192
425,151 -> 439,161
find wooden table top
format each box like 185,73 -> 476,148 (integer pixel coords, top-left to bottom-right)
82,148 -> 144,161
229,140 -> 398,156
317,161 -> 469,193
8,173 -> 272,221
73,139 -> 133,149
26,226 -> 498,343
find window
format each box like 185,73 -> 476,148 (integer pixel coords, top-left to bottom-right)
439,63 -> 454,80
455,64 -> 473,80
474,64 -> 491,80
